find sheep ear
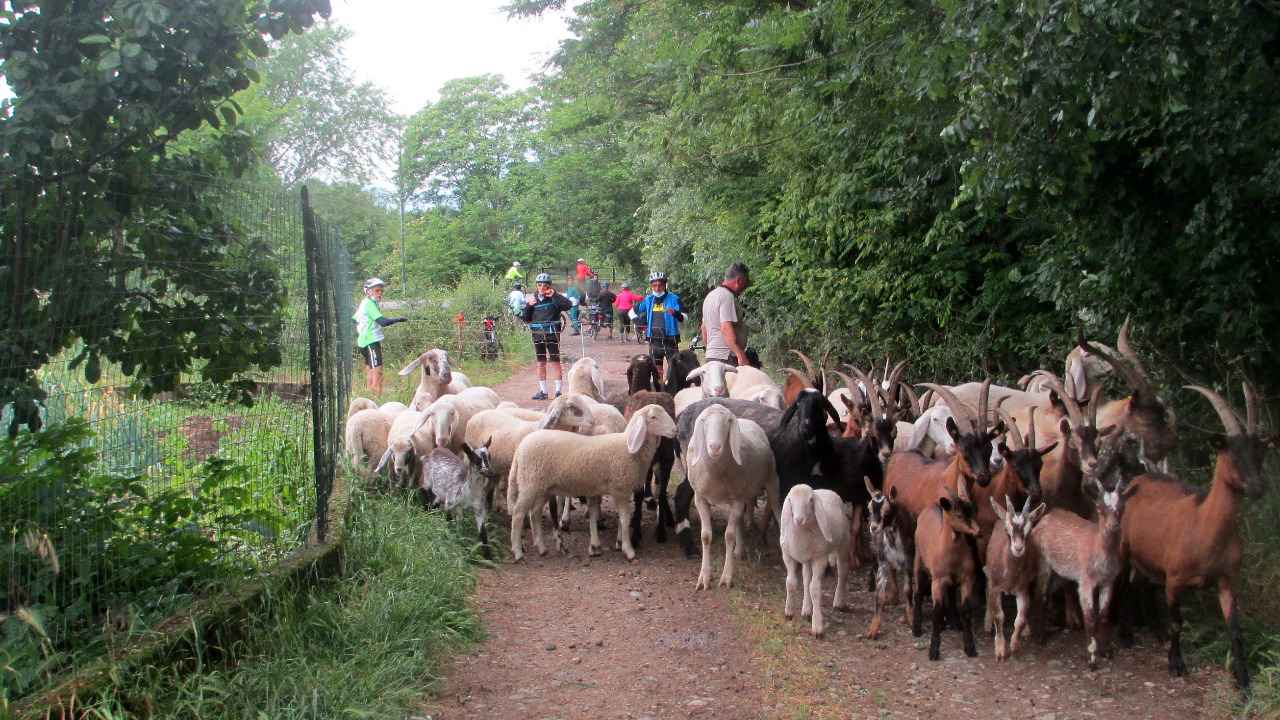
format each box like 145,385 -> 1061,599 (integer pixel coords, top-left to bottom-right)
688,416 -> 707,468
686,366 -> 705,381
538,400 -> 562,429
814,494 -> 841,544
626,412 -> 648,454
592,365 -> 604,398
728,416 -> 745,466
399,356 -> 423,377
374,447 -> 393,474
724,365 -> 738,374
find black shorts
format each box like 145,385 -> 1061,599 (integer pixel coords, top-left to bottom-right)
648,336 -> 679,361
359,341 -> 383,369
619,313 -> 632,329
532,330 -> 562,363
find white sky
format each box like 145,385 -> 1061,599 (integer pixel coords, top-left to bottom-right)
327,1 -> 576,117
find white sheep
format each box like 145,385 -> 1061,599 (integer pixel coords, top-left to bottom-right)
464,400 -> 593,508
347,396 -> 378,419
420,441 -> 499,558
344,408 -> 391,479
418,387 -> 500,456
673,360 -> 739,417
375,409 -> 429,487
686,404 -> 779,590
780,483 -> 851,638
725,364 -> 777,399
740,384 -> 785,410
399,348 -> 471,411
565,356 -> 606,401
377,401 -> 408,419
507,405 -> 677,561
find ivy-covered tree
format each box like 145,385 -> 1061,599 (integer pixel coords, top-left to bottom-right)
1,0 -> 333,434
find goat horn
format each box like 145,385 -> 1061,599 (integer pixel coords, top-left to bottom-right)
1031,370 -> 1084,426
851,365 -> 882,419
917,383 -> 976,434
994,399 -> 1023,451
977,378 -> 993,435
1185,385 -> 1245,437
834,370 -> 857,393
1088,384 -> 1103,428
1017,373 -> 1033,390
886,360 -> 908,393
790,350 -> 817,382
782,367 -> 813,389
898,382 -> 922,417
1006,494 -> 1016,519
1244,380 -> 1260,436
1026,406 -> 1038,451
919,388 -> 934,409
1021,494 -> 1033,516
818,349 -> 833,393
1079,323 -> 1156,402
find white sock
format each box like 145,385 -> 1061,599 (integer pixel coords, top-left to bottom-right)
554,379 -> 562,393
539,380 -> 548,393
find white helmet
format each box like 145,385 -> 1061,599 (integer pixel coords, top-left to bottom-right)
512,261 -> 521,267
363,277 -> 386,291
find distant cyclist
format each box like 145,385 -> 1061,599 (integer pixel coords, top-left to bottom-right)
506,282 -> 525,322
521,273 -> 574,400
631,271 -> 686,378
504,260 -> 524,284
596,282 -> 617,340
353,278 -> 407,396
614,281 -> 640,342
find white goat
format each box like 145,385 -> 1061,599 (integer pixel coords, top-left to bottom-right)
780,484 -> 851,638
507,405 -> 676,561
420,442 -> 498,558
686,404 -> 779,590
375,410 -> 429,487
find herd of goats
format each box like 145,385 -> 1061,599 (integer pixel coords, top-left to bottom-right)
342,319 -> 1275,692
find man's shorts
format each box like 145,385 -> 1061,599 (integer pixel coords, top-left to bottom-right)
648,336 -> 679,362
359,341 -> 383,369
599,310 -> 614,326
533,330 -> 562,363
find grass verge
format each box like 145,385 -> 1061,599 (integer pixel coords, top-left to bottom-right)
78,491 -> 484,719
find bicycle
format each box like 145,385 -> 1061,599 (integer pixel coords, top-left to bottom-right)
584,303 -> 602,340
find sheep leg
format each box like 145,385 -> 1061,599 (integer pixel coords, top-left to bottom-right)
1081,583 -> 1099,670
833,546 -> 848,611
694,496 -> 715,590
990,587 -> 1008,661
810,555 -> 829,637
1219,577 -> 1250,689
509,490 -> 538,561
801,561 -> 814,619
613,492 -> 638,561
719,503 -> 743,588
783,551 -> 801,620
929,578 -> 947,661
960,576 -> 978,657
587,497 -> 602,556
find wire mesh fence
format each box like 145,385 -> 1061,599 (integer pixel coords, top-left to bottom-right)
0,174 -> 352,698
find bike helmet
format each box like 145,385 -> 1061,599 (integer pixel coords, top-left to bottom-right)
647,271 -> 667,283
535,272 -> 552,283
620,282 -> 629,289
513,283 -> 523,290
512,260 -> 521,267
363,277 -> 386,291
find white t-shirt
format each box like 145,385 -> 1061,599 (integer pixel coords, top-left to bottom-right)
702,285 -> 744,361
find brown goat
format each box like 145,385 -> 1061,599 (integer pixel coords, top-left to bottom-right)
1030,430 -> 1141,670
973,406 -> 1057,558
912,484 -> 982,660
865,478 -> 916,640
1025,371 -> 1114,516
781,349 -> 830,407
884,381 -> 1003,519
1121,382 -> 1275,689
984,495 -> 1048,661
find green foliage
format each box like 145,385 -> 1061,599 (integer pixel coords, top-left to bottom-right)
0,419 -> 300,699
85,491 -> 482,719
1,0 -> 332,433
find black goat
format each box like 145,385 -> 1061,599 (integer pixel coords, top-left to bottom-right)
627,354 -> 663,393
664,348 -> 702,394
625,390 -> 678,548
770,389 -> 845,502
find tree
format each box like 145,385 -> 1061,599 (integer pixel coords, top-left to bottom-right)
1,0 -> 332,434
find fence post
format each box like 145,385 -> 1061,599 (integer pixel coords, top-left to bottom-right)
301,186 -> 332,543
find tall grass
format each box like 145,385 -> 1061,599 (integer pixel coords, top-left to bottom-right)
82,491 -> 483,719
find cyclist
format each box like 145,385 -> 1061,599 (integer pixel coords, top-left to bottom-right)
353,278 -> 407,396
506,282 -> 525,322
631,271 -> 687,378
614,281 -> 640,342
521,273 -> 574,400
504,260 -> 524,284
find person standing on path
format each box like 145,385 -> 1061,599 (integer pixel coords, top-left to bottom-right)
353,277 -> 407,396
522,273 -> 575,400
632,271 -> 686,379
565,281 -> 584,336
596,282 -> 617,340
613,281 -> 640,342
701,262 -> 752,367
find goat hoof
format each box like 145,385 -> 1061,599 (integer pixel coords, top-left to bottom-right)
537,546 -> 548,557
811,628 -> 824,639
928,647 -> 941,661
718,577 -> 733,589
784,612 -> 794,621
655,527 -> 667,543
965,644 -> 978,658
588,545 -> 601,557
1088,659 -> 1098,672
1170,658 -> 1187,677
695,577 -> 711,591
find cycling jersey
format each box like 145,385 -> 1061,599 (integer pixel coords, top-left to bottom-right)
522,292 -> 574,331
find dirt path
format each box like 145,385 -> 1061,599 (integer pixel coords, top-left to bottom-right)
420,335 -> 1230,720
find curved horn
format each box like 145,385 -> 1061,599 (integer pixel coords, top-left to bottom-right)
886,360 -> 908,393
918,383 -> 976,433
850,366 -> 882,419
1185,385 -> 1244,437
977,378 -> 993,434
994,398 -> 1023,451
1026,405 -> 1038,451
898,382 -> 922,417
833,370 -> 857,393
1031,370 -> 1084,426
1079,322 -> 1155,401
790,350 -> 817,382
1087,384 -> 1103,428
782,367 -> 813,388
919,388 -> 934,410
1244,380 -> 1260,436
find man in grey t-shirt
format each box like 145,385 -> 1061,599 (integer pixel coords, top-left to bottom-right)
701,262 -> 751,366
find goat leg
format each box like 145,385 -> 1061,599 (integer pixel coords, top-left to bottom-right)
630,488 -> 644,549
960,577 -> 978,657
929,580 -> 947,661
912,567 -> 927,638
1098,582 -> 1116,659
1167,589 -> 1187,677
1082,584 -> 1099,671
1219,578 -> 1250,689
989,588 -> 1007,660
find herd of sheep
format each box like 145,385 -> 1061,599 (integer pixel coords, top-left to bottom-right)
343,322 -> 1274,692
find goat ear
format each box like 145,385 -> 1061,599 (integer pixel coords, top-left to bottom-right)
626,411 -> 648,454
1208,434 -> 1227,451
1058,417 -> 1072,437
938,496 -> 954,513
863,476 -> 877,497
1121,482 -> 1140,499
484,435 -> 493,449
1038,441 -> 1059,457
998,441 -> 1014,460
945,416 -> 962,443
1099,424 -> 1117,437
461,443 -> 482,466
989,496 -> 1006,522
626,364 -> 636,387
399,356 -> 423,377
888,486 -> 897,500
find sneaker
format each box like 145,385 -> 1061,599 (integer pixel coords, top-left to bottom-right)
531,391 -> 548,400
